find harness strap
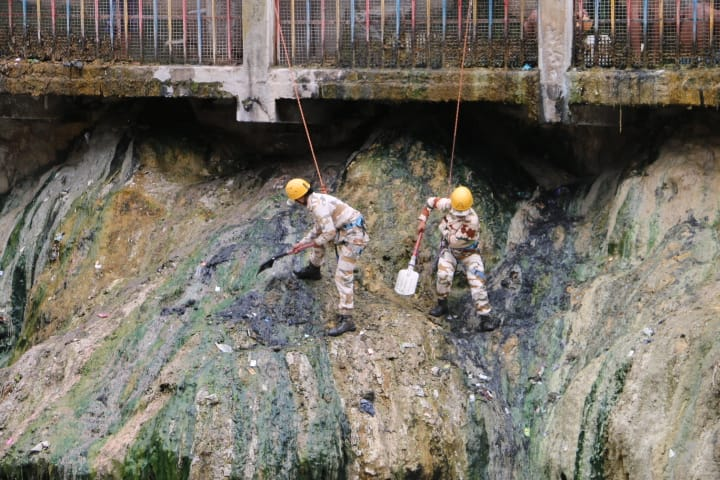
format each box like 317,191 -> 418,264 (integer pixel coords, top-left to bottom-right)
341,215 -> 365,231
448,241 -> 478,253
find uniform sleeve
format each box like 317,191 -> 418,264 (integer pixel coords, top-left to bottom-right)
301,200 -> 336,246
419,197 -> 447,221
313,216 -> 337,245
299,224 -> 322,244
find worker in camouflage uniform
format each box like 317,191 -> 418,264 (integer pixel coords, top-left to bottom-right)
286,178 -> 369,337
417,186 -> 493,328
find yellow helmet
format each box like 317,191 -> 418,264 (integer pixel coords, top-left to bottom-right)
285,178 -> 311,200
450,186 -> 473,212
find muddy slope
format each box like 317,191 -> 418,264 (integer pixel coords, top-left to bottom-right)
0,106 -> 718,479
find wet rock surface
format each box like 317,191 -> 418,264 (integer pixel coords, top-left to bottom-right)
0,104 -> 718,479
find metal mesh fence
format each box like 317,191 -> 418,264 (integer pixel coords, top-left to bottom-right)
576,0 -> 720,68
275,0 -> 540,68
5,0 -> 716,68
0,0 -> 242,63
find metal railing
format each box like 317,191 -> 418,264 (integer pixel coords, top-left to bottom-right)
0,0 -> 243,64
274,0 -> 539,68
577,0 -> 720,68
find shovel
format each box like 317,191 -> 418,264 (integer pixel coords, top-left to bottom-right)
257,252 -> 293,275
394,225 -> 425,296
256,243 -> 313,276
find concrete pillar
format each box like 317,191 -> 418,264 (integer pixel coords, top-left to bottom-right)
537,0 -> 573,123
237,0 -> 277,121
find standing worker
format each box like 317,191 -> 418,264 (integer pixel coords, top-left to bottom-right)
285,178 -> 369,337
417,186 -> 493,328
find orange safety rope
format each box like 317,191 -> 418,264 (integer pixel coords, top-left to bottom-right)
448,0 -> 474,192
272,0 -> 327,194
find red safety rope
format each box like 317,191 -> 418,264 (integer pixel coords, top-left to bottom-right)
272,0 -> 327,193
448,0 -> 474,191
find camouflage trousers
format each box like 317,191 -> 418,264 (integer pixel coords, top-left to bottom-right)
309,227 -> 369,314
436,248 -> 491,315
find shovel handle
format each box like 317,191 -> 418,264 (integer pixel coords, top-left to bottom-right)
411,224 -> 425,258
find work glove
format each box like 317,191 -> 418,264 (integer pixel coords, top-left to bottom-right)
290,241 -> 315,255
417,205 -> 431,224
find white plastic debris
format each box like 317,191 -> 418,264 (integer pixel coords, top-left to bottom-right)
249,359 -> 257,367
400,342 -> 417,349
642,327 -> 654,337
215,343 -> 233,353
29,441 -> 49,453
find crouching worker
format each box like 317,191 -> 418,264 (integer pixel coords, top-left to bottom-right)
285,178 -> 369,337
417,186 -> 493,328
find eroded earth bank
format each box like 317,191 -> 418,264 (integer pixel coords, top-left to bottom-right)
0,100 -> 718,479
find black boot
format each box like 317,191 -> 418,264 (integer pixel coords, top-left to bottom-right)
327,315 -> 356,337
477,313 -> 500,332
429,299 -> 449,317
294,263 -> 321,280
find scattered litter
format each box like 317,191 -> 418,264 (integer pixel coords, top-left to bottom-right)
97,312 -> 109,319
477,387 -> 494,401
523,427 -> 531,437
29,441 -> 49,454
249,359 -> 257,367
628,350 -> 635,357
94,261 -> 102,270
431,366 -> 441,376
413,385 -> 426,397
5,437 -> 14,447
215,286 -> 221,292
642,327 -> 654,337
198,393 -> 220,406
400,342 -> 417,349
247,367 -> 256,375
215,343 -> 233,353
433,389 -> 439,399
367,348 -> 374,355
477,373 -> 491,382
669,448 -> 675,458
359,398 -> 375,416
469,394 -> 476,403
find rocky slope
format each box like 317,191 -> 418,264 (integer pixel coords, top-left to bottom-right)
0,103 -> 718,479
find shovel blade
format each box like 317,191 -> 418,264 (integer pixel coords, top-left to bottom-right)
256,257 -> 276,276
394,267 -> 419,296
257,251 -> 291,276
